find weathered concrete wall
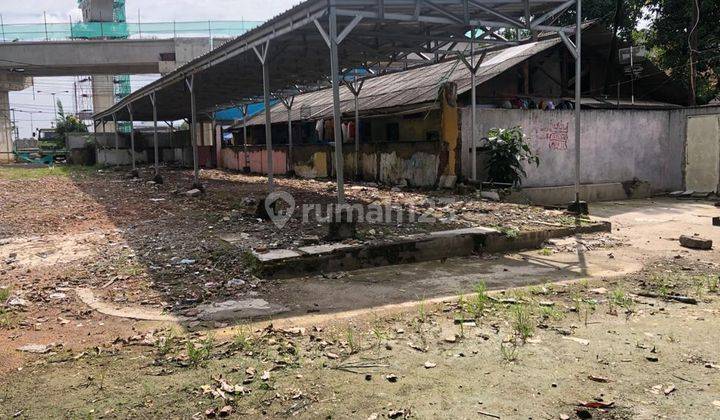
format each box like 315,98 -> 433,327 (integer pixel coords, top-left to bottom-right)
221,146 -> 288,175
220,142 -> 440,187
461,108 -> 685,192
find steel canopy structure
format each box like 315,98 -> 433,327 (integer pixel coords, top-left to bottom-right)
94,0 -> 583,205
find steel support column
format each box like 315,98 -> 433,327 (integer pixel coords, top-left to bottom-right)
344,76 -> 364,180
281,96 -> 295,174
126,103 -> 137,176
458,35 -> 485,183
186,75 -> 200,187
329,5 -> 345,203
353,90 -> 360,179
470,36 -> 477,181
262,60 -> 274,189
253,41 -> 274,190
241,103 -> 250,172
149,91 -> 162,183
112,113 -> 119,168
573,0 -> 582,206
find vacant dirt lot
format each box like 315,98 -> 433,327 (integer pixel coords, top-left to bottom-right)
1,165 -> 719,419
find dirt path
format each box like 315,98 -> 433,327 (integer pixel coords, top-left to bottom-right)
2,167 -> 720,418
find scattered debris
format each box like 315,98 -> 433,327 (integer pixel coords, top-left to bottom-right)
424,361 -> 437,369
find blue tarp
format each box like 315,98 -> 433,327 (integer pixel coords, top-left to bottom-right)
213,102 -> 270,122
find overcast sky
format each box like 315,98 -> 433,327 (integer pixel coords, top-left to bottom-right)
2,1 -> 299,138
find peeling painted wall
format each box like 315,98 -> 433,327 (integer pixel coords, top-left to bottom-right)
221,146 -> 288,175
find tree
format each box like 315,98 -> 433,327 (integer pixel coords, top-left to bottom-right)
562,0 -> 718,104
54,100 -> 88,145
644,0 -> 720,104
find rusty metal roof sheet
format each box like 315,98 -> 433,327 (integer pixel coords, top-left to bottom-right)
242,37 -> 561,127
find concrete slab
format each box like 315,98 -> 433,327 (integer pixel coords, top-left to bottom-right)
429,227 -> 499,237
253,249 -> 302,262
195,299 -> 288,321
298,243 -> 357,255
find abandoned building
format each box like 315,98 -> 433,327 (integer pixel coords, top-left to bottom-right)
88,11 -> 720,204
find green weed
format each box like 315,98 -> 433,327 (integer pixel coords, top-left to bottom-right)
186,334 -> 214,367
609,288 -> 633,309
500,342 -> 518,362
346,327 -> 361,354
417,300 -> 427,323
464,281 -> 491,319
539,247 -> 553,256
232,327 -> 254,351
155,331 -> 177,356
0,287 -> 10,302
539,305 -> 564,321
511,305 -> 534,341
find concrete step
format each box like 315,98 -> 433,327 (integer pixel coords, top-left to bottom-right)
248,221 -> 612,279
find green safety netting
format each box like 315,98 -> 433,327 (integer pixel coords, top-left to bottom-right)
0,20 -> 261,42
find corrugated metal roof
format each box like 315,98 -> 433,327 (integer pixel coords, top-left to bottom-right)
242,38 -> 561,127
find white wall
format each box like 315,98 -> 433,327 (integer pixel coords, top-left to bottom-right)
461,108 -> 686,192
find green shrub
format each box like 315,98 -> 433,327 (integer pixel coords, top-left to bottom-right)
482,127 -> 539,186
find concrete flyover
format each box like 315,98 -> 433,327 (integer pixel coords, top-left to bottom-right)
0,37 -> 222,77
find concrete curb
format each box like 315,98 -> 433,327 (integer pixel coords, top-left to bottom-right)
250,221 -> 612,279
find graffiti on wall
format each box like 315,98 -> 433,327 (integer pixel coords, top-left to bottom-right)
535,121 -> 569,150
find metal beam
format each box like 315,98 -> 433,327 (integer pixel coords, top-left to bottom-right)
558,31 -> 577,60
573,0 -> 582,207
241,103 -> 250,172
261,47 -> 274,190
149,91 -> 160,180
280,96 -> 295,173
531,0 -> 576,28
112,113 -> 119,168
186,75 -> 200,187
328,4 -> 345,204
126,103 -> 136,175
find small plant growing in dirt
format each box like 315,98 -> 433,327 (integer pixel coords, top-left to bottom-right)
371,322 -> 387,349
346,327 -> 361,354
232,327 -> 254,351
511,305 -> 534,341
572,293 -> 596,326
707,275 -> 719,293
417,300 -> 428,323
498,226 -> 520,239
155,330 -> 177,357
609,289 -> 633,310
464,284 -> 490,319
482,126 -> 539,186
539,305 -> 564,321
0,287 -> 10,302
186,334 -> 214,367
500,342 -> 519,363
539,247 -> 553,256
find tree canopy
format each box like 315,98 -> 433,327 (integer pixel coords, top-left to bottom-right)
54,100 -> 88,142
580,0 -> 719,104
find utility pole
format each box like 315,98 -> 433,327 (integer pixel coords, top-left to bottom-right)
73,81 -> 79,116
43,11 -> 49,40
10,108 -> 17,140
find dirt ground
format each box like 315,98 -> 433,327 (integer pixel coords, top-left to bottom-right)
1,164 -> 720,419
